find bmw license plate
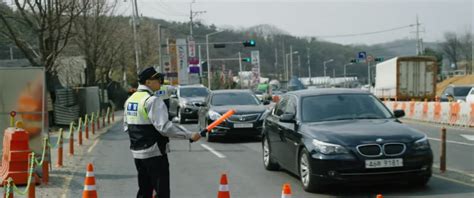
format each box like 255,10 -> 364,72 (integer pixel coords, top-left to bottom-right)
365,158 -> 403,169
233,123 -> 253,128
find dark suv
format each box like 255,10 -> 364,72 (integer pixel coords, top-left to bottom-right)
169,85 -> 209,123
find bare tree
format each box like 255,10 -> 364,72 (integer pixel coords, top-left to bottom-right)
73,0 -> 122,86
440,32 -> 461,70
138,19 -> 160,69
459,31 -> 472,74
97,17 -> 133,85
0,0 -> 88,77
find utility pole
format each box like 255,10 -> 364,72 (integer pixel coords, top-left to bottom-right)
368,61 -> 371,86
131,0 -> 141,74
290,45 -> 294,78
297,55 -> 301,77
274,48 -> 278,79
282,42 -> 286,81
413,15 -> 424,55
189,0 -> 206,37
198,45 -> 202,77
307,47 -> 311,84
158,24 -> 163,73
238,52 -> 243,88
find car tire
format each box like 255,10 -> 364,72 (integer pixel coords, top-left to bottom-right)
177,108 -> 185,124
206,133 -> 216,142
410,176 -> 430,187
262,136 -> 279,171
300,148 -> 325,192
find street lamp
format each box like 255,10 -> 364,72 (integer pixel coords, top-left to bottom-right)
206,30 -> 224,89
323,59 -> 334,87
343,63 -> 353,88
285,51 -> 299,81
323,59 -> 334,78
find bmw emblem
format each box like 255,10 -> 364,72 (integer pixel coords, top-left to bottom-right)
376,138 -> 383,143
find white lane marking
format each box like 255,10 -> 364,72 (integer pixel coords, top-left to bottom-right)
428,137 -> 474,146
88,139 -> 100,153
461,134 -> 474,141
432,174 -> 474,187
201,144 -> 226,158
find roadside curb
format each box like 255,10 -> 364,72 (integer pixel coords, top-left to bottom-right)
432,165 -> 474,187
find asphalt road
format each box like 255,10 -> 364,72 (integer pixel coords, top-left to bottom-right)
59,120 -> 474,198
402,120 -> 474,174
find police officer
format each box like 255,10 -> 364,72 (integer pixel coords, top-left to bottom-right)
124,67 -> 201,198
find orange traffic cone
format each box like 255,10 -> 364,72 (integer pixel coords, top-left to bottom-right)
281,183 -> 292,198
82,163 -> 98,198
376,194 -> 384,198
217,173 -> 230,198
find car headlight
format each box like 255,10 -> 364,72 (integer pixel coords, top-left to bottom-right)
312,139 -> 348,155
180,101 -> 193,107
208,110 -> 222,121
414,135 -> 430,150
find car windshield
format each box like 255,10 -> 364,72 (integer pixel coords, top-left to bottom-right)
301,94 -> 393,122
211,92 -> 260,106
180,87 -> 209,98
453,87 -> 472,96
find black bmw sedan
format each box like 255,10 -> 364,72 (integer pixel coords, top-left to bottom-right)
198,89 -> 270,142
262,89 -> 433,192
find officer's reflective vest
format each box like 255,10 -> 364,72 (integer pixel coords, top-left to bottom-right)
157,85 -> 170,100
125,90 -> 169,153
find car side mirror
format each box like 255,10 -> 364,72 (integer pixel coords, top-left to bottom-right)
171,94 -> 178,99
263,100 -> 271,105
279,113 -> 296,123
393,110 -> 405,118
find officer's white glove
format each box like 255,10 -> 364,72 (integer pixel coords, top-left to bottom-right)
190,132 -> 201,142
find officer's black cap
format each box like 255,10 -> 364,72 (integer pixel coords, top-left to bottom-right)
138,67 -> 164,84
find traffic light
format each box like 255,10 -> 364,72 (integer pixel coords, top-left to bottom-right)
242,57 -> 251,62
243,40 -> 256,47
214,43 -> 226,48
375,57 -> 384,62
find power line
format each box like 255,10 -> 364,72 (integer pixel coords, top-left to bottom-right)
156,1 -> 188,16
148,3 -> 188,18
317,24 -> 415,38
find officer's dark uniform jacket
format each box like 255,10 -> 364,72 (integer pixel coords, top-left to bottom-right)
124,85 -> 192,159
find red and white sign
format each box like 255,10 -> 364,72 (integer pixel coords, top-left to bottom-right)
367,55 -> 374,62
188,40 -> 196,58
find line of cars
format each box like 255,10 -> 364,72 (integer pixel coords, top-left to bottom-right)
440,84 -> 474,103
167,85 -> 434,193
168,85 -> 271,142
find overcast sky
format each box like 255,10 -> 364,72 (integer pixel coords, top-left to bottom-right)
122,0 -> 472,45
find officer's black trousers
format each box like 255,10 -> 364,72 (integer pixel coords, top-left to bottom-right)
134,155 -> 170,198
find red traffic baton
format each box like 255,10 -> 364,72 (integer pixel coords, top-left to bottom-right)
190,109 -> 236,143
